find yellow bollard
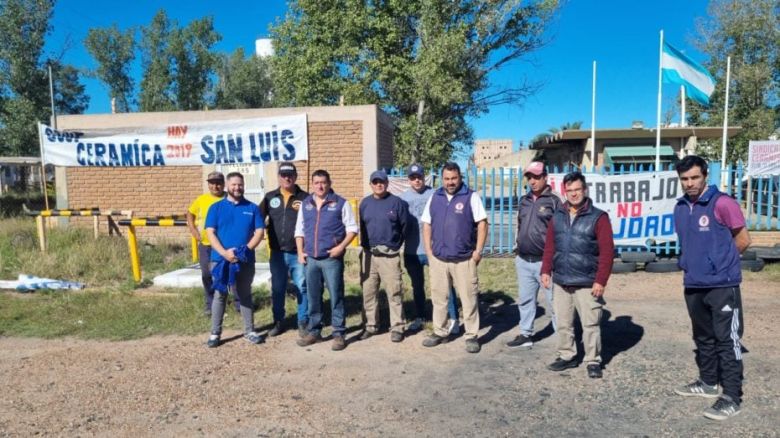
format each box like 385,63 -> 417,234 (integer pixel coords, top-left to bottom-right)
127,224 -> 142,282
191,236 -> 199,263
35,215 -> 47,252
349,198 -> 359,247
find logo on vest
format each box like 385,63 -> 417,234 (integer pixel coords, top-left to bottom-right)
269,198 -> 281,209
454,202 -> 465,214
698,214 -> 710,231
327,203 -> 338,211
305,203 -> 314,211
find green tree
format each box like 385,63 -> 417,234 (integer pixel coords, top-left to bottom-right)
138,9 -> 175,111
530,120 -> 582,144
169,16 -> 221,110
271,0 -> 559,167
0,0 -> 88,159
688,0 -> 779,161
214,48 -> 274,109
84,24 -> 136,113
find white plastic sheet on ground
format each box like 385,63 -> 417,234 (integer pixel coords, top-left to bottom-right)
0,274 -> 85,292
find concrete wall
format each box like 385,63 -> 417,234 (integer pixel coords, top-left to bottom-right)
55,105 -> 392,239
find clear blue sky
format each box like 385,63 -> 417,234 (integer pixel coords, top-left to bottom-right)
46,0 -> 712,153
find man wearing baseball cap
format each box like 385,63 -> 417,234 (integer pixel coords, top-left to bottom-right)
400,163 -> 461,333
359,169 -> 409,342
507,161 -> 560,349
187,171 -> 238,316
260,162 -> 309,338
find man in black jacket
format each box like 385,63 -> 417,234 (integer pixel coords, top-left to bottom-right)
507,161 -> 561,349
260,162 -> 309,337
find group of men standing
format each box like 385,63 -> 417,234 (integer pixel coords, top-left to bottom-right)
187,155 -> 749,420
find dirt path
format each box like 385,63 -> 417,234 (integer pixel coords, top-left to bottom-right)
1,271 -> 778,436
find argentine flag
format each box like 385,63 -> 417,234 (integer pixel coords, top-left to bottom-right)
661,42 -> 716,106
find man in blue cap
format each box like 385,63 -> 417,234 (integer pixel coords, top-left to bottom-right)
359,169 -> 409,342
400,163 -> 461,333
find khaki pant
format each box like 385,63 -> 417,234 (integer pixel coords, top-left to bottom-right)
360,250 -> 405,333
429,256 -> 480,340
554,286 -> 603,364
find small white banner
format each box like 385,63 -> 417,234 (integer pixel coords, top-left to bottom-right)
39,114 -> 308,167
747,140 -> 780,177
546,171 -> 681,245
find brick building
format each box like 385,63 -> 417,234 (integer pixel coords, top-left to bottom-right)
473,139 -> 513,168
55,105 -> 394,239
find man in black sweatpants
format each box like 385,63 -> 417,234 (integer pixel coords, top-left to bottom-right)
673,156 -> 751,421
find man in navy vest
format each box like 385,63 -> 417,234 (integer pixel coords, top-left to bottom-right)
294,169 -> 358,351
672,155 -> 751,421
420,162 -> 488,353
541,171 -> 614,378
359,169 -> 409,342
260,162 -> 309,338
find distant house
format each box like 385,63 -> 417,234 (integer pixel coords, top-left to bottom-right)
473,139 -> 513,168
0,156 -> 53,193
529,125 -> 741,170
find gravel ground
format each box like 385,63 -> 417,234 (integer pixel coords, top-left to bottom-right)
1,270 -> 778,437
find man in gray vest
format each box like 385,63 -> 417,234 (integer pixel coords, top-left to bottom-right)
507,161 -> 560,349
541,171 -> 614,378
420,162 -> 488,353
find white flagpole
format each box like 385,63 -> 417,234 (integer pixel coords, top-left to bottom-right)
655,30 -> 664,170
720,56 -> 731,190
680,85 -> 686,127
591,60 -> 596,172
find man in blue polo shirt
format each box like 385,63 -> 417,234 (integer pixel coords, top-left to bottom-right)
204,172 -> 265,347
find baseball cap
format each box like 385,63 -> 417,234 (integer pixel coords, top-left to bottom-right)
370,169 -> 389,183
407,163 -> 424,178
278,162 -> 297,175
206,171 -> 224,182
524,161 -> 546,177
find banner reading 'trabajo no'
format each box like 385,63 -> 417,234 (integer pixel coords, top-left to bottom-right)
39,114 -> 308,167
546,171 -> 681,245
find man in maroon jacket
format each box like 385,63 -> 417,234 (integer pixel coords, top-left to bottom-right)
541,171 -> 614,378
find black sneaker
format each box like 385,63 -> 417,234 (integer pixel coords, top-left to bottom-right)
422,334 -> 450,348
390,331 -> 404,343
506,334 -> 533,349
703,395 -> 741,420
297,323 -> 308,339
547,357 -> 578,372
268,321 -> 284,337
675,379 -> 720,398
587,363 -> 603,378
206,333 -> 220,348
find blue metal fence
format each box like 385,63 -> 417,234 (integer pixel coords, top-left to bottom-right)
391,161 -> 779,256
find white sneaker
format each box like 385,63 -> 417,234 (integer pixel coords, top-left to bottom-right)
447,319 -> 460,335
408,318 -> 424,331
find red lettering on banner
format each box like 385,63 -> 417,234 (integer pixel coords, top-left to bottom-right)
617,202 -> 642,218
167,125 -> 188,138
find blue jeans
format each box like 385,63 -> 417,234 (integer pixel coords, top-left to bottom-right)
306,256 -> 346,337
270,250 -> 308,325
515,256 -> 556,336
404,253 -> 459,320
